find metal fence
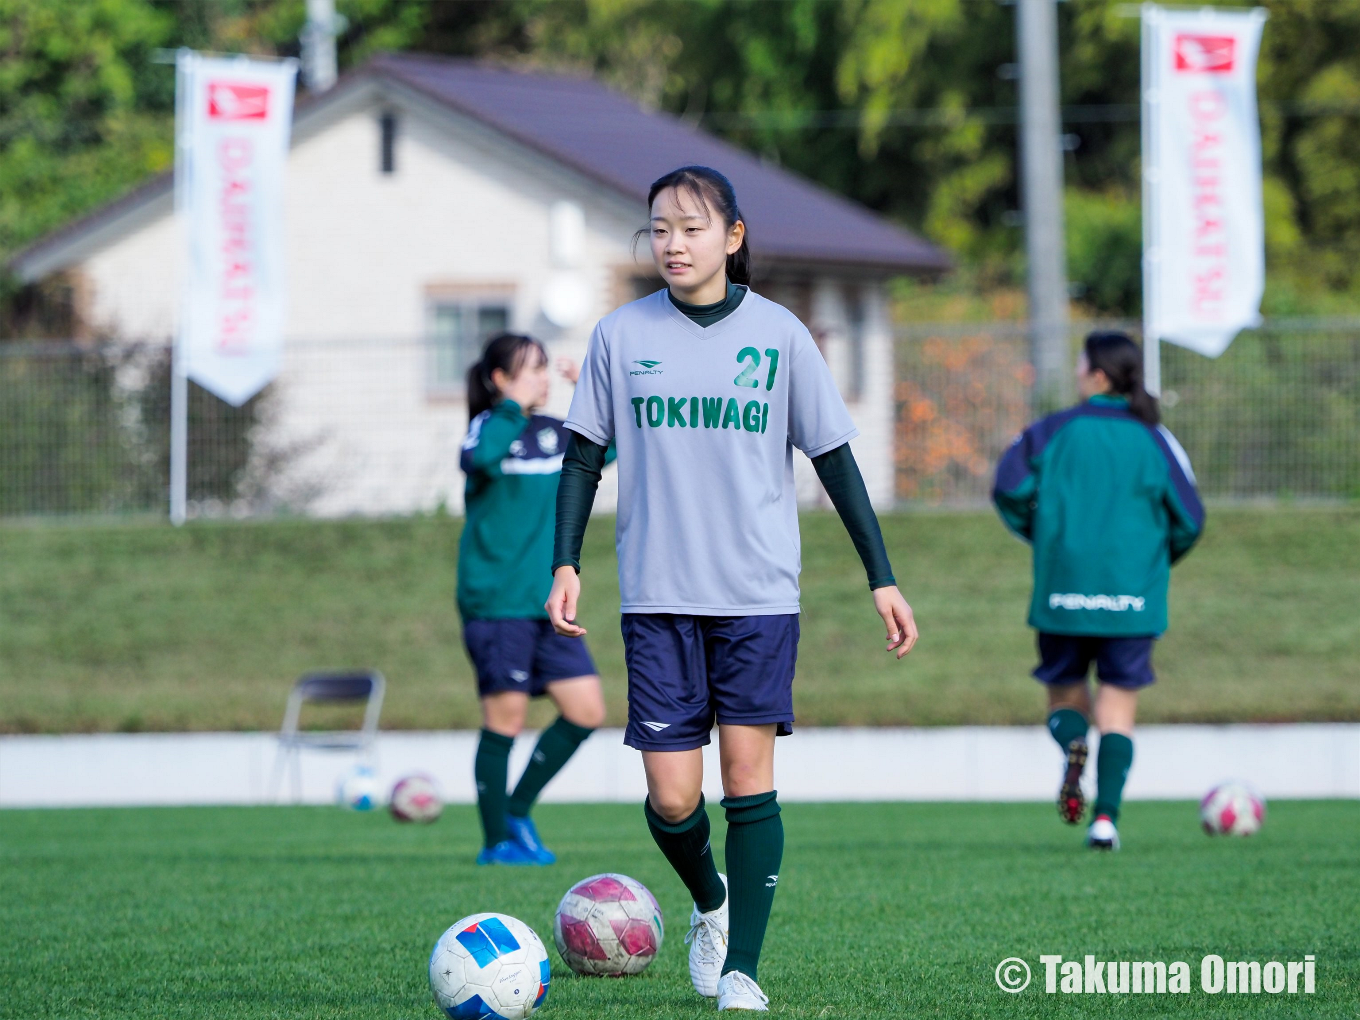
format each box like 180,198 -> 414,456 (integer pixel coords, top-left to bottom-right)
0,337 -> 528,519
895,319 -> 1360,503
2,322 -> 1358,519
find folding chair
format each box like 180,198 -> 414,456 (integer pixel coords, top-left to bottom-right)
269,671 -> 385,804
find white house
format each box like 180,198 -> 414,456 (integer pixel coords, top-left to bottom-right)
11,53 -> 948,516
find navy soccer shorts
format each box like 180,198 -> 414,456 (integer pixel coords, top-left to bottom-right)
463,618 -> 598,698
620,613 -> 799,751
1033,632 -> 1157,691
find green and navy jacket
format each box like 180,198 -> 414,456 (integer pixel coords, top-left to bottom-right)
458,401 -> 568,621
992,394 -> 1205,637
458,399 -> 615,620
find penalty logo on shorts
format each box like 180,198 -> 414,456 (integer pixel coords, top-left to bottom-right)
640,721 -> 671,732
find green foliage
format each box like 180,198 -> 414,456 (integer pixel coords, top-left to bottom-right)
8,0 -> 1360,321
2,802 -> 1357,1018
0,0 -> 173,260
1064,188 -> 1141,316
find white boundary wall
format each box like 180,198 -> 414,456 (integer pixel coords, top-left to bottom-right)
2,725 -> 1356,808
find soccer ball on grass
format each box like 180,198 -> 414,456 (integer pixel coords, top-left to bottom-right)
1200,781 -> 1265,836
390,773 -> 442,822
335,765 -> 380,811
553,873 -> 664,976
429,913 -> 550,1019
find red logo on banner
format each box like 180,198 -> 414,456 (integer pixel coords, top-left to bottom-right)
208,82 -> 270,120
1174,34 -> 1235,73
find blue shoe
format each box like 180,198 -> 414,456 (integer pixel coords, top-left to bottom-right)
505,814 -> 556,865
476,839 -> 538,866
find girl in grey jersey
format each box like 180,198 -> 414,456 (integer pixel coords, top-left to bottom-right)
546,166 -> 919,1012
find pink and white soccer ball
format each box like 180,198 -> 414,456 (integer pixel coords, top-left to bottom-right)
429,913 -> 550,1019
553,873 -> 665,976
390,774 -> 443,823
1200,781 -> 1266,836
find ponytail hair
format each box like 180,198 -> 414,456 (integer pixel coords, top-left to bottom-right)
1084,330 -> 1160,426
637,165 -> 752,286
466,332 -> 547,421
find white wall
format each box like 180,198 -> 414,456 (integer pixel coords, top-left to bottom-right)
5,725 -> 1357,807
67,88 -> 895,516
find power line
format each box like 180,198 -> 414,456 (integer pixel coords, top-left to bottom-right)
700,99 -> 1360,130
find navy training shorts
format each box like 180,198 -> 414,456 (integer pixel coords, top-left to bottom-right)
1033,632 -> 1157,691
463,618 -> 598,698
620,613 -> 799,751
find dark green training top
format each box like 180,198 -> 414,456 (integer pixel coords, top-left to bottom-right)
554,285 -> 895,591
458,399 -> 614,619
992,394 -> 1205,636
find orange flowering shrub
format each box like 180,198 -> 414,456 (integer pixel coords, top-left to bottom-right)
895,333 -> 1034,503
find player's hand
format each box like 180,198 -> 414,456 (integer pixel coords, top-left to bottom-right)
873,585 -> 918,659
556,358 -> 580,384
546,565 -> 587,637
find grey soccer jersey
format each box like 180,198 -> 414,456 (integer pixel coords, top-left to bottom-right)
565,288 -> 857,615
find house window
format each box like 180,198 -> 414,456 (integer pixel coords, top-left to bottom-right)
380,112 -> 397,174
428,299 -> 511,392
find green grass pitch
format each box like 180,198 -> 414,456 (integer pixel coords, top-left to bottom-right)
3,801 -> 1356,1018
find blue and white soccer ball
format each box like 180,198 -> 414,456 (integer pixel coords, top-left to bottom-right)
335,765 -> 380,811
429,913 -> 550,1020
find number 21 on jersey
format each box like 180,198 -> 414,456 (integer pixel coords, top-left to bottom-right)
734,347 -> 780,391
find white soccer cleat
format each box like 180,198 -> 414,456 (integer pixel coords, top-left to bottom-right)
1087,815 -> 1120,851
717,970 -> 770,1011
685,873 -> 729,997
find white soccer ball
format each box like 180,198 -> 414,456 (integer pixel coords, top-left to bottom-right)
1200,781 -> 1266,836
553,873 -> 664,976
389,774 -> 442,823
430,913 -> 550,1019
336,765 -> 380,811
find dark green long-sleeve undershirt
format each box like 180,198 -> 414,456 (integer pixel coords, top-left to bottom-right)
668,282 -> 746,326
552,433 -> 895,590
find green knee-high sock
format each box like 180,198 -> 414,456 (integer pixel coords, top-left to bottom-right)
508,717 -> 593,817
475,729 -> 513,848
721,791 -> 784,982
644,796 -> 726,913
1093,733 -> 1134,822
1047,707 -> 1089,750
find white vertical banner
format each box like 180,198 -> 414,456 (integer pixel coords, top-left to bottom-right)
1143,5 -> 1267,362
178,54 -> 297,406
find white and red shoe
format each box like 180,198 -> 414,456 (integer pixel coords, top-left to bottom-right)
1087,814 -> 1120,851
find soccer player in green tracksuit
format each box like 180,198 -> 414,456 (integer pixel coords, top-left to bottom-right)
993,330 -> 1205,851
459,333 -> 613,866
545,166 -> 920,1012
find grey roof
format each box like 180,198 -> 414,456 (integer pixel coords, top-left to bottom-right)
370,53 -> 948,274
10,52 -> 949,281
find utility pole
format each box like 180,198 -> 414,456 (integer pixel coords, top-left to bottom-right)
301,0 -> 343,93
1016,0 -> 1072,410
